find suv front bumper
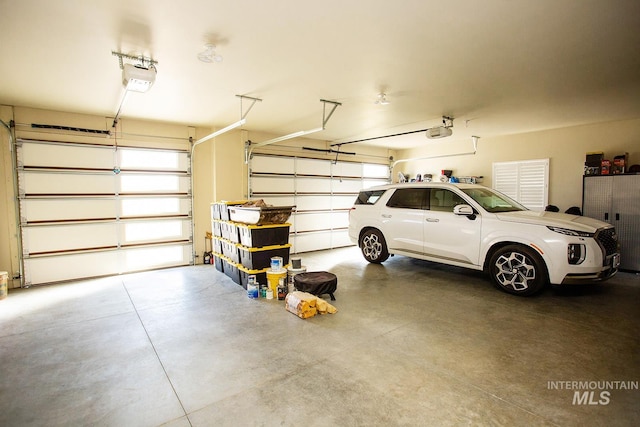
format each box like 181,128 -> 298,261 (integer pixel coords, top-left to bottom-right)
560,253 -> 620,285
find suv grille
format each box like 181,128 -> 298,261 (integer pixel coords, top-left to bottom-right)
595,227 -> 618,256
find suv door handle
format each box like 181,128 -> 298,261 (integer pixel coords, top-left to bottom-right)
426,218 -> 439,222
381,214 -> 392,218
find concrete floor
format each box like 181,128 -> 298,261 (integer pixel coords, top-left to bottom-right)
1,246 -> 639,427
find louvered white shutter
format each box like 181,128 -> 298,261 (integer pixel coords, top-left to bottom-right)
492,159 -> 549,210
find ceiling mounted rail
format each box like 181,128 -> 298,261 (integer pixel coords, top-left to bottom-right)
192,95 -> 262,148
111,51 -> 158,69
390,135 -> 480,173
331,128 -> 428,147
331,116 -> 455,147
251,99 -> 341,150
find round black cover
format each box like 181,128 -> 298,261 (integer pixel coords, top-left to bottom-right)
294,271 -> 337,298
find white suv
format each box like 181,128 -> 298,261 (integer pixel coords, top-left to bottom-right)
348,182 -> 620,296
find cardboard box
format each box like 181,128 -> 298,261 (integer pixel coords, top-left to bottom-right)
613,153 -> 628,174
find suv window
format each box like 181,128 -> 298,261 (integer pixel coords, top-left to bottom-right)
429,189 -> 466,212
355,189 -> 386,205
386,188 -> 427,209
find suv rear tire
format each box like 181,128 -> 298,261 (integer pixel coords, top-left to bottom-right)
489,245 -> 546,296
360,229 -> 389,263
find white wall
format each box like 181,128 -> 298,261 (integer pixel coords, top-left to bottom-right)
396,118 -> 640,210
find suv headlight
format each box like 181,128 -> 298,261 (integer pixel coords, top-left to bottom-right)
547,226 -> 593,238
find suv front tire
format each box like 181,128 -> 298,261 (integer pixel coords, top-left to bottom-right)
489,245 -> 547,296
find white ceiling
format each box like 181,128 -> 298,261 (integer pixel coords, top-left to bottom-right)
1,0 -> 639,149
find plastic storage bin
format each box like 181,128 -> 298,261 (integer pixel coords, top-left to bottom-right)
213,236 -> 223,254
212,219 -> 223,237
220,221 -> 239,242
238,265 -> 269,290
237,223 -> 291,248
213,252 -> 224,272
229,205 -> 294,225
238,243 -> 291,270
220,239 -> 240,264
222,256 -> 240,284
215,201 -> 249,221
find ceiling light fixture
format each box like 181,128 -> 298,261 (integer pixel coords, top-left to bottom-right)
375,93 -> 390,105
198,43 -> 223,63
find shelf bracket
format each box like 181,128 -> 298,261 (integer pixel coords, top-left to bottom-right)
320,99 -> 342,129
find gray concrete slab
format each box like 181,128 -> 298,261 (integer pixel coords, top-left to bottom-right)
1,246 -> 638,426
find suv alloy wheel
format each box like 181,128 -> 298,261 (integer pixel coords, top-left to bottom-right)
360,229 -> 389,263
489,245 -> 546,296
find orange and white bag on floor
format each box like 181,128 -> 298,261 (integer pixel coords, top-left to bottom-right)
285,291 -> 317,318
285,291 -> 337,319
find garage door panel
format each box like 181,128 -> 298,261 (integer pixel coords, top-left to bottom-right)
251,155 -> 294,174
331,211 -> 350,228
296,177 -> 331,192
333,195 -> 357,209
121,219 -> 191,245
24,252 -> 121,284
23,223 -> 119,254
332,178 -> 362,193
119,174 -> 190,194
23,244 -> 191,284
123,245 -> 191,271
332,230 -> 352,247
118,148 -> 189,172
295,195 -> 332,211
332,161 -> 362,177
23,172 -> 115,195
22,199 -> 118,222
364,164 -> 390,178
251,176 -> 295,193
294,212 -> 334,232
120,197 -> 191,217
292,231 -> 332,253
297,158 -> 330,175
21,142 -> 114,169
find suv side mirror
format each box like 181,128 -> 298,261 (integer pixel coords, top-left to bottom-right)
453,204 -> 476,219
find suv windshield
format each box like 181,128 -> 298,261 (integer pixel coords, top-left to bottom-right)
461,188 -> 527,213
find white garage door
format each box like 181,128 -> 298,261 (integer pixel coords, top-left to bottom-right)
249,154 -> 389,253
17,138 -> 192,285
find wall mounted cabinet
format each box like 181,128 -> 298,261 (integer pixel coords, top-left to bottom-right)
583,175 -> 640,271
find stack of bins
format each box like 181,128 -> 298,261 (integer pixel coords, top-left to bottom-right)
212,201 -> 293,289
237,223 -> 291,289
211,201 -> 246,284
